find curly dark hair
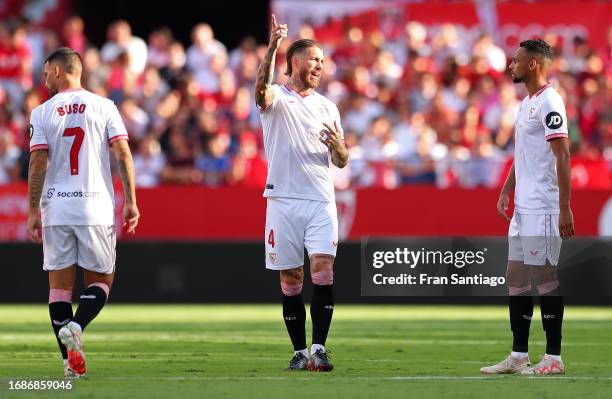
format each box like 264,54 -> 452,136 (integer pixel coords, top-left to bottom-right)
519,39 -> 553,61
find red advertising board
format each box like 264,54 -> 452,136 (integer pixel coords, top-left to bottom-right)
1,184 -> 610,241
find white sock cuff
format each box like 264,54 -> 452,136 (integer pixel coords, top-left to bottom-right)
511,351 -> 528,359
311,344 -> 325,354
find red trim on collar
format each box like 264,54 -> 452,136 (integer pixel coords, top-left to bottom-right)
530,83 -> 550,99
59,88 -> 85,93
284,84 -> 313,98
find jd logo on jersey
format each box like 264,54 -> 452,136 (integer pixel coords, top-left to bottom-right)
545,112 -> 563,129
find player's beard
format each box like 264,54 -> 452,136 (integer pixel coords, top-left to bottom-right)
47,83 -> 58,96
512,72 -> 524,84
299,67 -> 320,90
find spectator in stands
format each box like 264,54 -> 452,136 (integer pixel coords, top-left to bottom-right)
227,131 -> 267,188
0,21 -> 32,108
195,133 -> 231,187
101,20 -> 148,76
0,128 -> 20,184
187,23 -> 227,93
133,136 -> 166,187
0,15 -> 609,189
61,16 -> 87,55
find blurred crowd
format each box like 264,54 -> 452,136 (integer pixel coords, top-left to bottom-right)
0,16 -> 610,189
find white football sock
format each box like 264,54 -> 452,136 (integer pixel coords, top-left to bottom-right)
546,354 -> 562,361
511,351 -> 529,359
311,344 -> 325,354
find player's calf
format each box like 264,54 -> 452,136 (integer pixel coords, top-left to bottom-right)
310,256 -> 335,369
49,288 -> 73,373
73,282 -> 110,331
281,271 -> 308,370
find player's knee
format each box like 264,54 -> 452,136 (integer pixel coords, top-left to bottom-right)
281,281 -> 303,296
312,270 -> 334,286
536,280 -> 559,296
505,265 -> 530,288
88,282 -> 110,300
49,288 -> 72,303
508,284 -> 532,296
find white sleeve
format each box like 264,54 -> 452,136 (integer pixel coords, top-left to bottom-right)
105,101 -> 129,144
258,84 -> 281,113
541,95 -> 568,141
29,107 -> 48,152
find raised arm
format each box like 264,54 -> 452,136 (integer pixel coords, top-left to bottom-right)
112,139 -> 140,234
27,149 -> 48,243
255,14 -> 287,110
549,137 -> 574,238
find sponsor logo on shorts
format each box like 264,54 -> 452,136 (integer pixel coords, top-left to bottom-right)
51,190 -> 101,199
332,241 -> 337,247
542,314 -> 556,319
529,250 -> 539,256
269,252 -> 277,263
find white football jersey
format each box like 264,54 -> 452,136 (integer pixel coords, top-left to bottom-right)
29,88 -> 128,226
513,84 -> 568,214
259,84 -> 342,203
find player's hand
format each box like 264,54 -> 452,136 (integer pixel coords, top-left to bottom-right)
269,14 -> 287,50
497,191 -> 511,222
320,121 -> 343,152
123,204 -> 140,235
27,212 -> 42,244
559,207 -> 574,239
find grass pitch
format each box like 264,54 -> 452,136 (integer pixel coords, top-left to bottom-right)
1,305 -> 611,398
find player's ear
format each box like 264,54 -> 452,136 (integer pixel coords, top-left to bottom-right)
528,58 -> 537,71
54,65 -> 61,78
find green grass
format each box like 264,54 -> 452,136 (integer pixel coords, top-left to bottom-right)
0,305 -> 611,398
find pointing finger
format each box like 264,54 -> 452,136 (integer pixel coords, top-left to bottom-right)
271,14 -> 277,29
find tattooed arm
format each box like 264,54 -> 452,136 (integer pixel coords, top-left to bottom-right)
255,14 -> 287,110
27,150 -> 48,243
112,139 -> 140,234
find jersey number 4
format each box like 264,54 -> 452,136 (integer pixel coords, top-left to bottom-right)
63,127 -> 84,175
268,229 -> 275,248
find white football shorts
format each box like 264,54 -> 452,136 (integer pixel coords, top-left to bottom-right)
265,197 -> 338,270
42,225 -> 116,274
508,213 -> 561,266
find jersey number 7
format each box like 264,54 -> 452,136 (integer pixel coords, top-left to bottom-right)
63,127 -> 84,175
